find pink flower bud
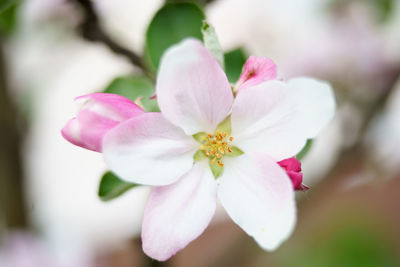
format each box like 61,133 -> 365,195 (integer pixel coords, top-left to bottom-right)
278,157 -> 309,191
61,93 -> 144,152
236,56 -> 277,92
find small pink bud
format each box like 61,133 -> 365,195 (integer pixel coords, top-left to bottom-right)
278,157 -> 309,191
61,93 -> 144,152
236,56 -> 277,92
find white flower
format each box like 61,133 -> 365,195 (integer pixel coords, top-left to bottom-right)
64,38 -> 335,261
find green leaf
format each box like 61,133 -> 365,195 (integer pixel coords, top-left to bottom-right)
226,146 -> 244,157
210,160 -> 224,179
201,21 -> 224,69
369,0 -> 394,23
98,171 -> 138,201
145,2 -> 205,69
104,75 -> 159,112
296,139 -> 313,160
216,116 -> 231,135
224,48 -> 247,83
0,1 -> 19,36
193,149 -> 206,162
0,0 -> 18,13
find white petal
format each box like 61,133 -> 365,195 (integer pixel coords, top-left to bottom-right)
156,39 -> 233,135
102,113 -> 197,186
218,153 -> 296,251
231,78 -> 335,160
287,77 -> 336,138
231,81 -> 304,160
142,162 -> 217,261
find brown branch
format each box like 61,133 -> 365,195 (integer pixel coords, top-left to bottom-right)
0,42 -> 27,230
73,0 -> 154,79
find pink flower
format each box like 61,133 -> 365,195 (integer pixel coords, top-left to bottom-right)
278,157 -> 309,191
63,39 -> 335,261
61,93 -> 144,152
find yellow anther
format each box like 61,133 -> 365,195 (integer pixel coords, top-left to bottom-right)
198,130 -> 234,165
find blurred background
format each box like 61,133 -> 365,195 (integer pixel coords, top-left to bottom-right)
1,0 -> 400,266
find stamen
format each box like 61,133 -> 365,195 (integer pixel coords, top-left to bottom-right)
198,130 -> 234,166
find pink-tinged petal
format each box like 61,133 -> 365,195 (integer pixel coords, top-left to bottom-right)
102,113 -> 198,186
218,154 -> 296,251
61,118 -> 85,148
76,93 -> 144,120
62,110 -> 119,152
156,39 -> 233,135
236,56 -> 277,92
62,93 -> 144,152
231,78 -> 335,160
231,81 -> 306,160
142,162 -> 217,261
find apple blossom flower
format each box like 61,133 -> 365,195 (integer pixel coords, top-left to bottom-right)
62,38 -> 335,261
61,93 -> 144,152
99,39 -> 335,260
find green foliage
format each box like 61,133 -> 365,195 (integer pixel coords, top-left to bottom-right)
104,75 -> 159,112
145,2 -> 205,69
0,0 -> 18,13
201,21 -> 224,69
98,171 -> 138,201
296,139 -> 313,160
369,0 -> 394,23
224,48 -> 247,83
279,224 -> 400,267
0,0 -> 19,36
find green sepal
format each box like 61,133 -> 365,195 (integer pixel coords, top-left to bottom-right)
296,139 -> 313,160
210,160 -> 224,179
226,146 -> 244,157
201,21 -> 224,69
216,116 -> 231,135
192,132 -> 206,143
193,149 -> 207,162
98,171 -> 138,201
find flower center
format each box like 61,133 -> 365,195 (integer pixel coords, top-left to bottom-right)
199,131 -> 234,167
